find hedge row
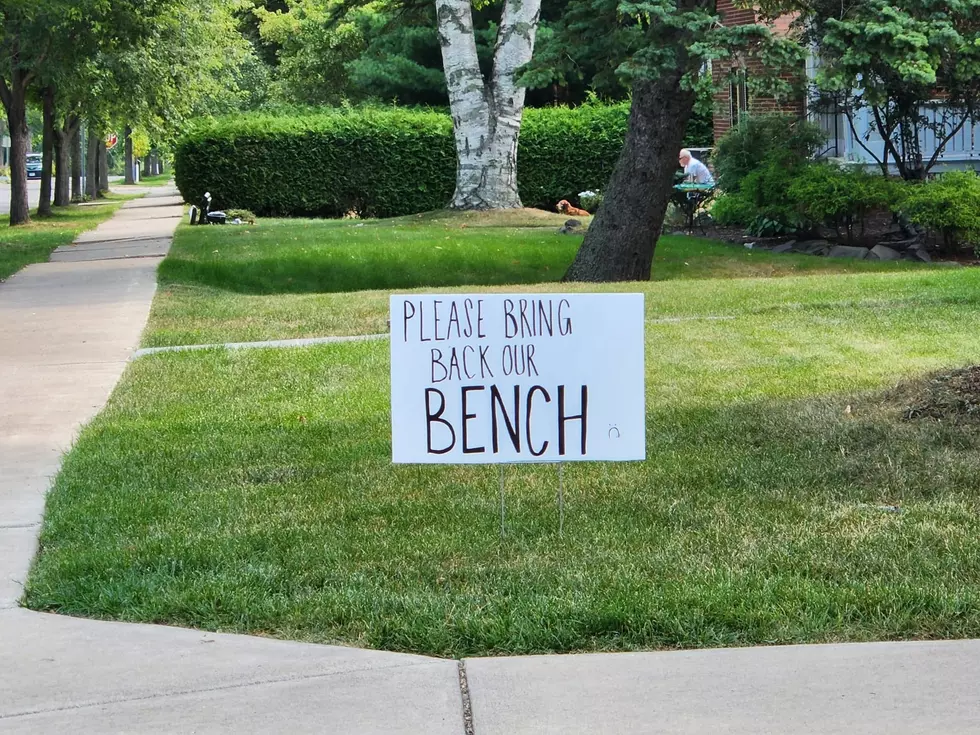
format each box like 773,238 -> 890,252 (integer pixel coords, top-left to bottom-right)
174,105 -> 629,218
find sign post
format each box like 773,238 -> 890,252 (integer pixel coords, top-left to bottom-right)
390,293 -> 646,535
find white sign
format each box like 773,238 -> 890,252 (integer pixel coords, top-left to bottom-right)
390,293 -> 646,464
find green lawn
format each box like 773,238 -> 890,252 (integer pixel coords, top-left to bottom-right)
145,213 -> 928,347
25,235 -> 980,655
0,196 -> 131,281
136,173 -> 174,187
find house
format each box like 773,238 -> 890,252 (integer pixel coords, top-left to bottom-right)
711,0 -> 980,173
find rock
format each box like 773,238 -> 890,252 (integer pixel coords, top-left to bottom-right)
827,245 -> 870,259
912,248 -> 933,262
564,219 -> 582,228
557,224 -> 581,235
879,237 -> 921,251
793,239 -> 832,255
771,242 -> 795,254
869,244 -> 901,261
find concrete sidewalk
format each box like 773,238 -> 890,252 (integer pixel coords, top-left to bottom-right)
1,186 -> 979,733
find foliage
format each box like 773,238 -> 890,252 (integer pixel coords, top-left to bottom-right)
708,192 -> 757,227
578,190 -> 603,212
738,150 -> 810,229
174,104 -> 629,217
788,164 -> 901,243
795,0 -> 980,180
901,172 -> 980,250
712,114 -> 827,193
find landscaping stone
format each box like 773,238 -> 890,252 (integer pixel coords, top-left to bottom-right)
912,248 -> 933,262
827,245 -> 869,259
879,237 -> 921,251
557,219 -> 582,235
771,242 -> 795,254
793,239 -> 831,255
869,244 -> 901,261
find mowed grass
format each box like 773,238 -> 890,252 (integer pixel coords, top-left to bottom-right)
25,267 -> 980,656
0,196 -> 132,281
145,213 -> 930,346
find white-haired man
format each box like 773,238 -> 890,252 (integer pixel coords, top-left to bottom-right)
678,149 -> 714,186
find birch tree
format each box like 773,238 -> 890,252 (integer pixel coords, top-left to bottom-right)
436,0 -> 540,209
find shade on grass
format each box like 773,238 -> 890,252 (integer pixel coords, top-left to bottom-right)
145,214 -> 930,347
26,268 -> 980,656
0,197 -> 131,281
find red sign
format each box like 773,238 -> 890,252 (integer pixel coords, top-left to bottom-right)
105,133 -> 119,150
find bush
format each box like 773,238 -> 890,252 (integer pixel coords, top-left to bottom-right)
709,192 -> 756,226
713,114 -> 826,193
788,164 -> 901,243
901,171 -> 980,250
174,104 -> 628,218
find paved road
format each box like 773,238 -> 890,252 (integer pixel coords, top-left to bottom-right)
0,177 -> 125,215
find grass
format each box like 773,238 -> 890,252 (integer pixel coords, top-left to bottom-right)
144,212 -> 930,347
25,258 -> 980,656
135,173 -> 173,187
0,196 -> 132,281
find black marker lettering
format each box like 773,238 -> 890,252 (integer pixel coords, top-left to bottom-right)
490,385 -> 521,453
558,385 -> 588,456
425,389 -> 455,454
526,385 -> 551,457
461,386 -> 486,454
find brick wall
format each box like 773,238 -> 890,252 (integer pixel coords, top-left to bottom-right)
712,0 -> 806,141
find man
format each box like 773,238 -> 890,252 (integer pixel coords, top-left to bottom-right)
679,149 -> 714,185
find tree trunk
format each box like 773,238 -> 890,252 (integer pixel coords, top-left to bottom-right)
54,115 -> 77,207
564,75 -> 696,282
98,140 -> 109,195
86,126 -> 99,199
142,151 -> 152,177
38,87 -> 55,217
436,0 -> 540,209
71,124 -> 83,202
124,125 -> 135,184
0,69 -> 32,226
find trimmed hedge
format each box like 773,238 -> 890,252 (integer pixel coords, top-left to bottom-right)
174,105 -> 629,218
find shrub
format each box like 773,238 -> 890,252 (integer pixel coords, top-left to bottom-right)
578,190 -> 603,212
713,114 -> 827,193
709,192 -> 757,226
788,164 -> 901,243
174,104 -> 628,218
901,171 -> 980,250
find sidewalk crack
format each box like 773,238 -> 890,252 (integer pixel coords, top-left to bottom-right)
458,660 -> 476,735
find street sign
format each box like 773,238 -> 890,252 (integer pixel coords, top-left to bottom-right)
105,132 -> 119,150
390,293 -> 646,464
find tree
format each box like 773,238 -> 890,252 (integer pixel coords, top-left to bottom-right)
436,0 -> 541,208
803,0 -> 980,181
526,0 -> 801,281
0,2 -> 62,224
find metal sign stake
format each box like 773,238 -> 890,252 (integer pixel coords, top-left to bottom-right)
498,465 -> 506,538
557,463 -> 565,536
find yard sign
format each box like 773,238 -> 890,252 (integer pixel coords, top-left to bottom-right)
390,293 -> 645,464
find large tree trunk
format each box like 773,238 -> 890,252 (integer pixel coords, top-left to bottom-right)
86,126 -> 99,199
38,87 -> 55,217
142,151 -> 152,177
564,75 -> 696,282
124,125 -> 135,184
71,124 -> 83,202
54,114 -> 77,207
437,0 -> 540,209
0,68 -> 32,225
98,139 -> 109,195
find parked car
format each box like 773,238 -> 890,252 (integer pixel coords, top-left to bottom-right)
26,153 -> 42,179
